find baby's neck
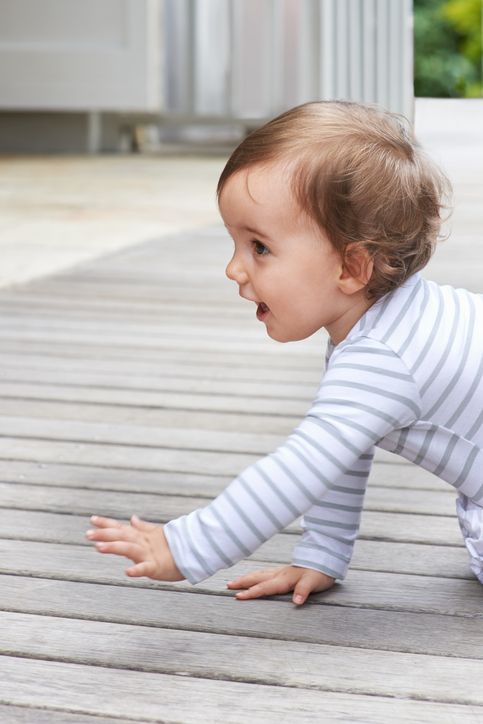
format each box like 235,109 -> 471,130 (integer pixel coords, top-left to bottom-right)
327,293 -> 375,346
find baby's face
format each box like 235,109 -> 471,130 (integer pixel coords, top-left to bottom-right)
219,162 -> 352,344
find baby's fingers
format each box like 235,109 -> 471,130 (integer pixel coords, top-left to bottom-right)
234,574 -> 293,601
95,540 -> 145,562
293,571 -> 335,606
227,568 -> 282,590
130,514 -> 158,532
86,526 -> 137,544
90,515 -> 123,529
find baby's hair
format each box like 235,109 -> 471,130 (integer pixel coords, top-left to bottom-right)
217,101 -> 451,299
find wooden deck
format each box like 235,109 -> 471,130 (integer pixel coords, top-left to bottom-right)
0,226 -> 482,723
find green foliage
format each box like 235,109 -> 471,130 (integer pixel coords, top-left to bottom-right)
414,0 -> 482,97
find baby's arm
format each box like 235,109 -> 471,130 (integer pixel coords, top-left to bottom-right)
227,451 -> 374,604
292,449 -> 374,577
163,340 -> 420,586
86,514 -> 184,581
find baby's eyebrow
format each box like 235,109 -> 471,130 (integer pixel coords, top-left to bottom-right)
245,226 -> 266,236
226,223 -> 269,238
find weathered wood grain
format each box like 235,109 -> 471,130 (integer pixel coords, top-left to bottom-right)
0,416 -> 456,486
0,437 -> 454,499
1,611 -> 481,705
0,461 -> 455,511
1,575 -> 481,657
0,335 -> 321,366
0,705 -> 138,724
0,416 -> 290,455
0,542 -> 480,617
0,293 -> 255,317
0,327 -> 317,357
0,457 -> 449,493
0,383 -> 309,415
0,336 -> 322,369
2,655 -> 481,723
0,483 -> 463,544
0,491 -> 463,552
0,366 -> 319,401
0,351 -> 323,384
0,398 -> 300,433
0,533 -> 470,582
1,225 -> 481,720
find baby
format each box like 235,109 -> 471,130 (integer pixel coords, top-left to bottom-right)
86,101 -> 483,605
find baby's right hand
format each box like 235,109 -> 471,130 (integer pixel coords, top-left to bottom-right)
86,514 -> 184,582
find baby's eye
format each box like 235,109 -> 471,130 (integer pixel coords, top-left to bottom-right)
252,240 -> 269,256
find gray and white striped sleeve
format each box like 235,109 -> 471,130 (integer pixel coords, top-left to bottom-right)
164,339 -> 422,584
291,449 -> 374,579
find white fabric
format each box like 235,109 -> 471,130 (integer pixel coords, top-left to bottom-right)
456,494 -> 483,583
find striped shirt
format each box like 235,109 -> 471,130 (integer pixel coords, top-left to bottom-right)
164,273 -> 483,584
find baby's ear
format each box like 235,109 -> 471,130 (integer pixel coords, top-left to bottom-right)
339,242 -> 373,294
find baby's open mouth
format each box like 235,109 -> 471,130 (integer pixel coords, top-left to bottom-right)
256,302 -> 270,320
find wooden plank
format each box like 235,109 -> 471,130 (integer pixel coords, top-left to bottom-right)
0,460 -> 232,497
0,532 -> 470,582
13,284 -> 247,307
208,563 -> 483,616
0,508 -> 463,567
1,611 -> 482,705
0,539 -> 480,616
0,368 -> 319,400
1,655 -> 481,723
0,352 -> 323,384
0,483 -> 463,544
0,399 -> 300,434
0,383 -> 309,415
0,396 -> 452,472
0,440 -> 266,476
0,434 -> 452,489
1,575 -> 481,657
0,452 -> 458,514
0,327 -> 318,357
0,458 -> 450,494
0,705 -> 137,724
0,296 -> 257,320
0,315 -> 302,345
0,300 -> 256,319
0,416 -> 290,456
253,535 -> 469,578
0,417 -> 459,491
0,490 -> 462,548
0,337 -> 325,369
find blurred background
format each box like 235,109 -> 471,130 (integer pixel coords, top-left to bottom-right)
0,0 -> 481,287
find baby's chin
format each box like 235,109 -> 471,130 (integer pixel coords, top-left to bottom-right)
265,325 -> 316,344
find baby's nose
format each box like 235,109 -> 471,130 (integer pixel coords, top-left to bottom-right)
225,255 -> 248,284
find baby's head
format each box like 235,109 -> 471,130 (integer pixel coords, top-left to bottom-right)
218,101 -> 450,301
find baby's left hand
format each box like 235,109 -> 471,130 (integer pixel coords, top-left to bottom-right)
227,565 -> 335,605
86,514 -> 184,582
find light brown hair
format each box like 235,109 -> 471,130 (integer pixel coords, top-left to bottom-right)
217,101 -> 451,299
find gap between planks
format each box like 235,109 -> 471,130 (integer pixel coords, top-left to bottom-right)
1,574 -> 481,655
1,654 -> 482,724
0,611 -> 482,705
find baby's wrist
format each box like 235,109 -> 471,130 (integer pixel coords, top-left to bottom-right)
159,526 -> 184,581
